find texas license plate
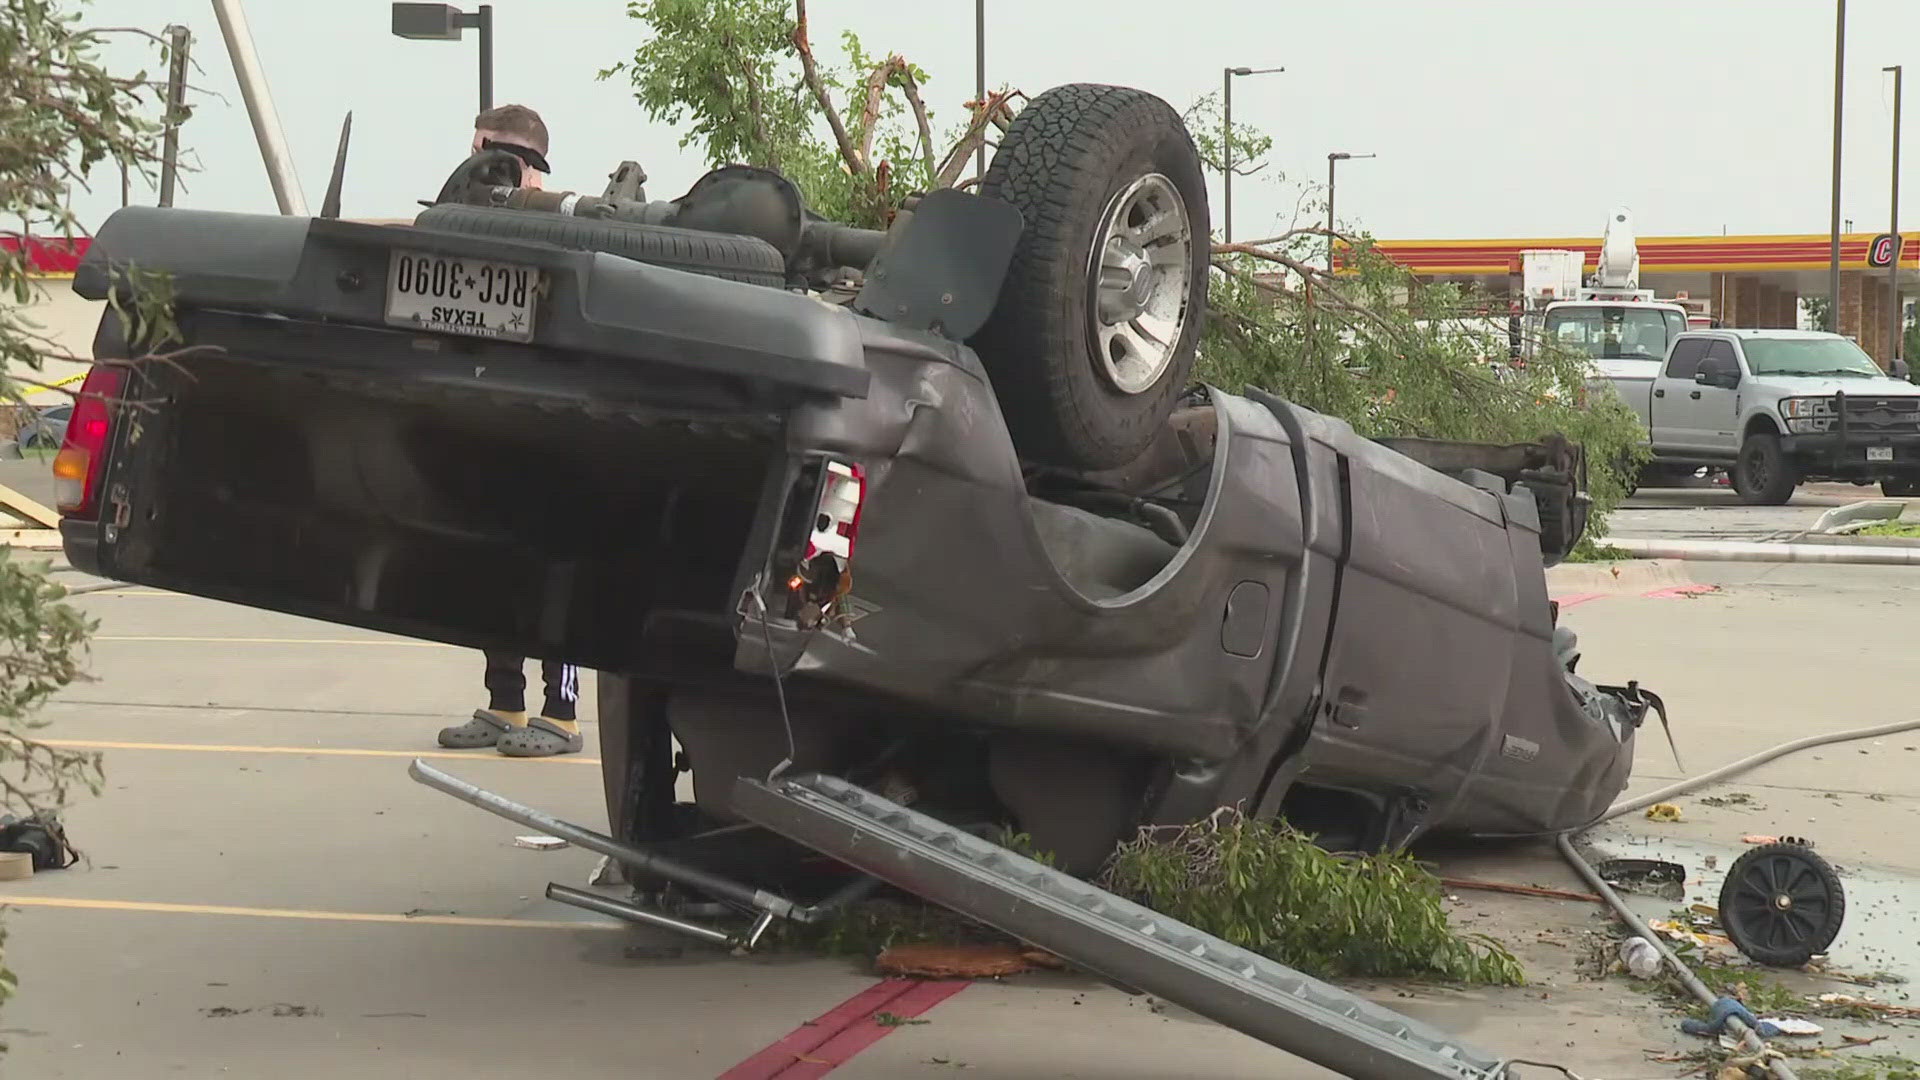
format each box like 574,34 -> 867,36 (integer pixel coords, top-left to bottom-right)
385,250 -> 538,342
1868,445 -> 1895,461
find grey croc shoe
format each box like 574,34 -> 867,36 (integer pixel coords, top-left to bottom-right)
438,709 -> 513,749
496,716 -> 584,758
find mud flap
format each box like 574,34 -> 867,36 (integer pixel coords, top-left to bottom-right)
730,772 -> 1511,1080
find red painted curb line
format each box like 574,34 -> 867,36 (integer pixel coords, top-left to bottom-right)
718,978 -> 970,1079
1552,593 -> 1606,609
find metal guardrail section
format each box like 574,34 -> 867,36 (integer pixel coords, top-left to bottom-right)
732,772 -> 1511,1080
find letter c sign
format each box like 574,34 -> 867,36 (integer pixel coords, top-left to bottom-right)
1868,233 -> 1902,269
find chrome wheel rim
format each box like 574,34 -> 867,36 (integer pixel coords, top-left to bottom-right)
1088,173 -> 1192,395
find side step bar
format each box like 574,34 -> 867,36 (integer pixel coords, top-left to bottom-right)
732,772 -> 1512,1080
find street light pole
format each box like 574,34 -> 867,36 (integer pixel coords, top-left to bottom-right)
1326,151 -> 1375,272
1886,64 -> 1903,364
1221,65 -> 1282,244
1223,68 -> 1233,243
1828,0 -> 1846,320
975,0 -> 985,179
392,4 -> 494,114
476,4 -> 493,112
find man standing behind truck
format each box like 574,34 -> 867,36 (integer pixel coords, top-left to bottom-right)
432,104 -> 584,758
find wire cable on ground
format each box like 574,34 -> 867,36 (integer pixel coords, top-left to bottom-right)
1598,717 -> 1920,823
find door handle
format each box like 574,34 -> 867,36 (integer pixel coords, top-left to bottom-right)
1654,388 -> 1665,398
1689,390 -> 1702,400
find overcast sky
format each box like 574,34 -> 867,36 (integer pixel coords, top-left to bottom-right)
66,0 -> 1920,242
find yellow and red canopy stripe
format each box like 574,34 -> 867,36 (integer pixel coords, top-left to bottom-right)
1364,232 -> 1920,276
3,234 -> 91,278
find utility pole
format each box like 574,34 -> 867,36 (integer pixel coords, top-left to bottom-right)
1886,64 -> 1903,363
212,0 -> 308,215
1221,65 -> 1282,243
975,0 -> 985,179
1828,0 -> 1846,322
159,24 -> 191,207
1326,151 -> 1375,272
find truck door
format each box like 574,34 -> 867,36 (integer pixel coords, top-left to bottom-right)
1650,338 -> 1709,451
1675,340 -> 1745,454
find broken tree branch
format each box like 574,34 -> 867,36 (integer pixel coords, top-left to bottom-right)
934,89 -> 1017,188
853,54 -> 908,171
791,0 -> 863,174
723,33 -> 775,169
893,65 -> 939,182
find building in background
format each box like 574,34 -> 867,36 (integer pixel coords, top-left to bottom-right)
1368,231 -> 1920,364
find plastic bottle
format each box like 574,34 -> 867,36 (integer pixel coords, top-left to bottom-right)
1618,936 -> 1662,979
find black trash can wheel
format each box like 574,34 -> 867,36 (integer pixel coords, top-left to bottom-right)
1718,842 -> 1845,968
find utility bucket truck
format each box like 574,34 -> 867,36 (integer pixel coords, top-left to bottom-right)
1512,208 -> 1691,385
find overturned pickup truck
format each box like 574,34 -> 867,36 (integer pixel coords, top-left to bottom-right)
59,83 -> 1650,883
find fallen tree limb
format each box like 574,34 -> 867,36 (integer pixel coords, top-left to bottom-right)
791,0 -> 862,174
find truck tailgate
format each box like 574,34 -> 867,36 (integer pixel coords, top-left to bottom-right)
65,206 -> 880,674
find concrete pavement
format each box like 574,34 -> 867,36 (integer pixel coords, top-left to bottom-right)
1609,478 -> 1912,542
0,561 -> 1913,1077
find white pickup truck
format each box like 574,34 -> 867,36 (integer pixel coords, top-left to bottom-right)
1601,328 -> 1920,504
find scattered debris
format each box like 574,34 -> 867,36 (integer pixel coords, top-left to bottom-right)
1758,1017 -> 1823,1036
589,854 -> 624,887
1645,803 -> 1684,822
1698,793 -> 1758,808
1438,877 -> 1603,903
1596,857 -> 1687,901
1103,811 -> 1523,984
1619,936 -> 1663,979
1020,949 -> 1067,970
1818,993 -> 1920,1020
0,813 -> 75,870
877,943 -> 1036,979
1649,918 -> 1734,952
873,1012 -> 930,1028
513,834 -> 567,851
0,851 -> 31,882
201,1003 -> 321,1018
1681,996 -> 1789,1039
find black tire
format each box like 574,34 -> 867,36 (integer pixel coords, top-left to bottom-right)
974,84 -> 1210,470
1733,432 -> 1797,505
412,204 -> 788,289
596,674 -> 680,848
1718,843 -> 1845,967
1883,478 -> 1920,497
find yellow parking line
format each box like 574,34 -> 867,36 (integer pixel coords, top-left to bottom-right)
0,894 -> 622,931
93,635 -> 454,647
39,737 -> 599,765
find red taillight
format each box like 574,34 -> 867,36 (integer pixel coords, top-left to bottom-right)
52,363 -> 125,517
802,461 -> 865,564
